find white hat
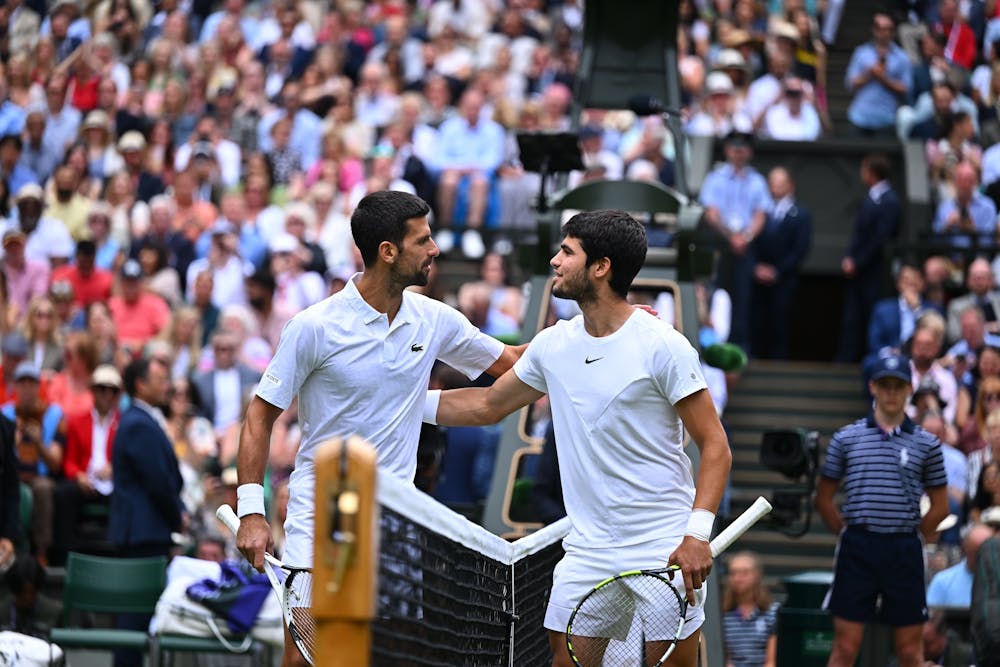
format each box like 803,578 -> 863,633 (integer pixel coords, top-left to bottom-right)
705,71 -> 734,95
91,364 -> 123,390
269,233 -> 299,254
714,48 -> 748,70
117,130 -> 147,152
15,183 -> 44,204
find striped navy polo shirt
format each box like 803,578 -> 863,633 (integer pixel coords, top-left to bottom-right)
821,415 -> 947,533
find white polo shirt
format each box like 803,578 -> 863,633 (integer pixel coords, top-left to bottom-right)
513,311 -> 707,550
257,274 -> 504,566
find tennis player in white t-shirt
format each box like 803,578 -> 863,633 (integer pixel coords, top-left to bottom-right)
235,190 -> 523,667
427,209 -> 732,667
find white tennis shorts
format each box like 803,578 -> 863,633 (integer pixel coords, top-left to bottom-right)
281,466 -> 316,569
544,537 -> 706,640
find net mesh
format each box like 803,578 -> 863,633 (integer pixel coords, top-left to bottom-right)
370,486 -> 567,667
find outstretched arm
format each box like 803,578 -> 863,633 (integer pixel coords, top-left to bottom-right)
433,369 -> 544,427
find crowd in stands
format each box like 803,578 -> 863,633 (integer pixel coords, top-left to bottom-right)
4,0 -> 1000,663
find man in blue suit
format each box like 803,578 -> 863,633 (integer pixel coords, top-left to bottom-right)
835,153 -> 903,362
751,167 -> 812,359
109,356 -> 184,559
109,356 -> 183,667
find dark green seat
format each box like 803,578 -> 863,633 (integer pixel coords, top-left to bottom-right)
50,553 -> 167,657
18,483 -> 31,547
551,178 -> 683,216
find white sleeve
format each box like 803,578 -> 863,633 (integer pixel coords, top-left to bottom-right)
657,329 -> 708,405
512,329 -> 549,394
255,315 -> 321,410
433,303 -> 506,379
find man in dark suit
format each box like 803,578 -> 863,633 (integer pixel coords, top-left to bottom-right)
751,167 -> 812,359
193,332 -> 261,442
835,153 -> 903,362
109,357 -> 183,557
109,357 -> 182,667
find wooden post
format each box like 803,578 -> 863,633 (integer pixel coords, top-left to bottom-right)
312,436 -> 378,667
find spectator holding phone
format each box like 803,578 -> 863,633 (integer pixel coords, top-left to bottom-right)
932,161 -> 997,249
844,11 -> 912,136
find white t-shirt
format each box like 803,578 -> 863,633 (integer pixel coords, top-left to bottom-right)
513,311 -> 707,549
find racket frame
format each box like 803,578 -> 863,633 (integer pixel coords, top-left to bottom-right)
565,496 -> 773,667
216,504 -> 315,665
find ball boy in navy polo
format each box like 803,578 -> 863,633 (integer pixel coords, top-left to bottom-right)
815,353 -> 950,667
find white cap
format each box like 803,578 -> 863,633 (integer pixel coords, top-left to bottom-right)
705,71 -> 734,95
269,233 -> 299,254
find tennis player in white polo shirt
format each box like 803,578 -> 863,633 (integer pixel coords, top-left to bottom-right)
235,190 -> 523,667
426,210 -> 732,667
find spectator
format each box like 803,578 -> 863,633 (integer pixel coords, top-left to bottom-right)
927,522 -> 995,607
934,0 -> 979,70
433,88 -> 505,260
949,258 -> 1000,343
50,239 -> 113,310
192,330 -> 260,439
109,259 -> 171,349
19,111 -> 59,185
4,361 -> 63,567
968,408 -> 1000,505
815,352 -> 948,667
0,135 -> 39,197
751,166 -> 812,359
685,71 -> 751,138
41,72 -> 81,157
910,315 -> 960,426
866,263 -> 938,366
0,228 -> 50,320
927,113 -> 983,205
835,153 -> 902,363
931,160 -> 996,249
22,296 -> 62,373
52,364 -> 121,563
844,11 -> 912,135
117,130 -> 166,203
945,305 -> 987,389
722,551 -> 779,667
46,330 -> 100,418
759,75 -> 822,140
698,130 -> 771,351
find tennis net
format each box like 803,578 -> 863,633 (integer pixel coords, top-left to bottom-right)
371,469 -> 570,667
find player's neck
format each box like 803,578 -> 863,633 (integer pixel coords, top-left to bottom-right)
579,297 -> 634,338
356,270 -> 404,322
873,406 -> 906,432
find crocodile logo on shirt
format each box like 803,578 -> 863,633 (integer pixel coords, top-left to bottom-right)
411,344 -> 424,352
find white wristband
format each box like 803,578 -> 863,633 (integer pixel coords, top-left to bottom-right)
237,483 -> 266,518
685,509 -> 715,543
423,389 -> 441,425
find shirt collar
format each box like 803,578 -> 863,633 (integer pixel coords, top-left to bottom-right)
865,413 -> 916,435
344,273 -> 415,328
869,180 -> 890,202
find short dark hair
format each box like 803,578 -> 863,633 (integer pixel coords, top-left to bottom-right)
246,268 -> 277,293
122,356 -> 164,397
560,210 -> 647,298
76,239 -> 97,256
0,134 -> 22,151
350,190 -> 431,267
862,153 -> 891,182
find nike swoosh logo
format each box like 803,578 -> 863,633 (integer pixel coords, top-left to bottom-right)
411,344 -> 424,352
585,356 -> 604,364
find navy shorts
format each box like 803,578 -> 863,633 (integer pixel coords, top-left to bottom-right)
825,526 -> 927,627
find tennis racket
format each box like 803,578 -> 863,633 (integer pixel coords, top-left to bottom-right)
217,504 -> 316,665
566,496 -> 773,667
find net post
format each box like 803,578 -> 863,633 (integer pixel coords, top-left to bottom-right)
313,436 -> 378,666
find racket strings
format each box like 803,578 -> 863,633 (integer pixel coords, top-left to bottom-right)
286,571 -> 317,662
569,574 -> 686,667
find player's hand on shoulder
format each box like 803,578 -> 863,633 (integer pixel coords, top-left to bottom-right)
668,535 -> 713,604
237,513 -> 273,572
631,303 -> 658,317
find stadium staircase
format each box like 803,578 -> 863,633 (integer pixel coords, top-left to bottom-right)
721,360 -> 869,594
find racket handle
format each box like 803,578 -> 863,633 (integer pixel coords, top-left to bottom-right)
709,496 -> 772,558
217,504 -> 241,534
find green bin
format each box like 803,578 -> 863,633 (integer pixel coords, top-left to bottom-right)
777,571 -> 835,667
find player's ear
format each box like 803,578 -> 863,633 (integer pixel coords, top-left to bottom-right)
378,240 -> 397,264
592,256 -> 612,279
